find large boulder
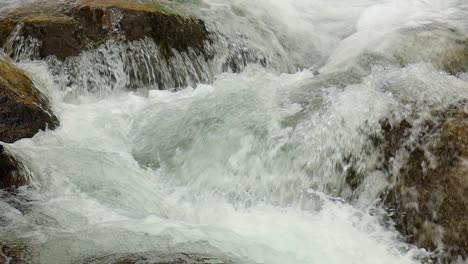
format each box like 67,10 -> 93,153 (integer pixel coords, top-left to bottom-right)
375,104 -> 468,261
0,0 -> 212,91
0,0 -> 210,60
0,57 -> 58,189
340,102 -> 468,261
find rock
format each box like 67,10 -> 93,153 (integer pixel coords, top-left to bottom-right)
0,57 -> 58,189
77,1 -> 209,57
321,24 -> 468,75
0,0 -> 210,61
0,0 -> 212,91
0,242 -> 31,264
0,57 -> 58,143
0,146 -> 26,189
376,104 -> 468,261
384,25 -> 468,74
0,54 -> 50,261
79,252 -> 239,264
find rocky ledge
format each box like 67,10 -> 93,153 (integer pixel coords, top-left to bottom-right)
0,0 -> 210,61
0,0 -> 213,91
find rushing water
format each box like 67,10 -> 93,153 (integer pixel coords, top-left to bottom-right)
1,0 -> 468,263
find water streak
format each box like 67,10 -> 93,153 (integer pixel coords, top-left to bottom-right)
1,0 -> 468,263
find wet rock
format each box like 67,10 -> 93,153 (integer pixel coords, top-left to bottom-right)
0,0 -> 212,91
0,146 -> 26,190
321,24 -> 468,75
376,104 -> 468,261
385,25 -> 468,74
0,57 -> 58,143
0,56 -> 42,258
0,0 -> 210,61
79,252 -> 238,264
221,43 -> 269,73
0,57 -> 58,189
0,242 -> 32,264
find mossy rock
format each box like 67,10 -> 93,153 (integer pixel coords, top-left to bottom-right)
0,0 -> 210,60
0,57 -> 58,143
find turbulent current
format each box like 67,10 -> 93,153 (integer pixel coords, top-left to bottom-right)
1,0 -> 468,263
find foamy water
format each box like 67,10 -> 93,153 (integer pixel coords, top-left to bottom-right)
1,0 -> 468,263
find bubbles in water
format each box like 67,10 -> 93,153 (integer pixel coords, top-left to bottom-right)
1,0 -> 468,263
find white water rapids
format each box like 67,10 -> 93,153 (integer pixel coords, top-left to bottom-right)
1,0 -> 468,263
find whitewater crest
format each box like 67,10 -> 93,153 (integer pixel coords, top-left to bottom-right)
0,0 -> 468,264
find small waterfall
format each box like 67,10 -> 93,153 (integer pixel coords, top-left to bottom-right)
0,0 -> 468,263
3,23 -> 42,61
47,38 -> 215,98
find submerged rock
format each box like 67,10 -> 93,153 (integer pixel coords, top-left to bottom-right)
383,25 -> 468,74
79,252 -> 238,264
0,0 -> 210,60
0,146 -> 26,189
374,104 -> 468,261
321,24 -> 468,75
0,242 -> 32,264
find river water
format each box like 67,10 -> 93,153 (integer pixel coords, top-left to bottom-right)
1,0 -> 468,263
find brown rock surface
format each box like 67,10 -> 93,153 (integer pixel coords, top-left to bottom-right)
0,57 -> 58,143
0,242 -> 32,264
0,146 -> 26,190
379,104 -> 468,261
0,0 -> 210,60
0,56 -> 58,190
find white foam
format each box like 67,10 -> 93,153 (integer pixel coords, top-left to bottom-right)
1,0 -> 468,263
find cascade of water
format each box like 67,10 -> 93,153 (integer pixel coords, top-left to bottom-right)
0,0 -> 467,263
